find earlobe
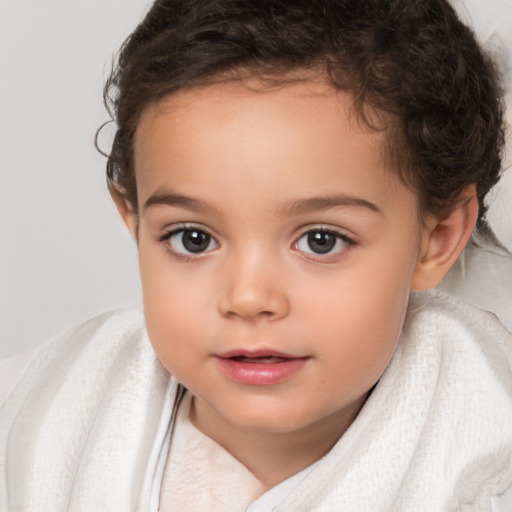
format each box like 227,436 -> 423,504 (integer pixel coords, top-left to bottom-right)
110,186 -> 139,242
411,188 -> 478,290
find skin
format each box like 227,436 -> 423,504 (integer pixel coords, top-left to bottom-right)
114,79 -> 477,489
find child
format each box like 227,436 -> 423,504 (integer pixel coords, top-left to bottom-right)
1,0 -> 511,510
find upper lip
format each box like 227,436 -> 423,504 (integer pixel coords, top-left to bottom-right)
215,349 -> 304,359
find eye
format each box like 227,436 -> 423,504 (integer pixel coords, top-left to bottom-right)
162,227 -> 218,255
294,229 -> 353,258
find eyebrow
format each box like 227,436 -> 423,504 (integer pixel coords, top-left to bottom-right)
143,191 -> 213,213
143,189 -> 382,216
278,195 -> 382,216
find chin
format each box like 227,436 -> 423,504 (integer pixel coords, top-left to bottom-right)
219,404 -> 323,435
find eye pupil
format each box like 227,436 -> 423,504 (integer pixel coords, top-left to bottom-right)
308,231 -> 336,254
182,230 -> 210,253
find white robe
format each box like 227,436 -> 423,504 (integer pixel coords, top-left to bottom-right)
1,290 -> 511,511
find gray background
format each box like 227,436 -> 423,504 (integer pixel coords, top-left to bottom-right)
0,0 -> 151,359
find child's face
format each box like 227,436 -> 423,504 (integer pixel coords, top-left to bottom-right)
130,80 -> 430,436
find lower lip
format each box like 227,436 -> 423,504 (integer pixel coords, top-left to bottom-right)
214,357 -> 309,386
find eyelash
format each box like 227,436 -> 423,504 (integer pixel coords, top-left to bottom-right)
292,227 -> 356,262
159,224 -> 219,259
158,224 -> 356,261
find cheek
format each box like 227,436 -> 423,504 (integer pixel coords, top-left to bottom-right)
308,293 -> 406,401
322,294 -> 405,381
138,245 -> 209,370
299,252 -> 414,387
143,290 -> 205,377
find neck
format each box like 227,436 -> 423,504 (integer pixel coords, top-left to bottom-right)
189,394 -> 367,489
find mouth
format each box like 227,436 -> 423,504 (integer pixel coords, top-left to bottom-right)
214,350 -> 309,386
229,355 -> 292,363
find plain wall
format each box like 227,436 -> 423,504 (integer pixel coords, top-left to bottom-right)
0,0 -> 152,358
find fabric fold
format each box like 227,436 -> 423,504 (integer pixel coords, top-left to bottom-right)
1,290 -> 511,512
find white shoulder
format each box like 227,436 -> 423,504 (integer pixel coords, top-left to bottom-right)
409,287 -> 512,343
407,288 -> 512,384
438,241 -> 512,333
0,347 -> 40,407
0,308 -> 145,408
491,486 -> 512,512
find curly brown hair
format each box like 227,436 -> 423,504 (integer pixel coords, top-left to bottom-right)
100,0 -> 505,226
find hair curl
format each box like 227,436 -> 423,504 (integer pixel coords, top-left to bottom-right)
100,0 -> 505,226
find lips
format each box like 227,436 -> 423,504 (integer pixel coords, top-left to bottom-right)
230,355 -> 290,364
214,350 -> 309,386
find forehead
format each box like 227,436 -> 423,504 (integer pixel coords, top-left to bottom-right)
133,80 -> 413,216
135,79 -> 379,153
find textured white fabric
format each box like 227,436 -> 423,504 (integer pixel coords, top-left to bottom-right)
1,290 -> 511,511
0,347 -> 39,407
0,309 -> 179,512
273,291 -> 512,512
156,391 -> 320,512
246,462 -> 320,512
439,239 -> 512,332
159,392 -> 265,511
491,486 -> 512,512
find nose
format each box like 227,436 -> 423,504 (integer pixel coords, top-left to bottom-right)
217,252 -> 290,321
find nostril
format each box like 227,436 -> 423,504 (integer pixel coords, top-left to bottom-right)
223,308 -> 275,320
218,289 -> 290,321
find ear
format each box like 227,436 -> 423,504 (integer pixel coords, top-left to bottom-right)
411,187 -> 478,290
110,186 -> 139,243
